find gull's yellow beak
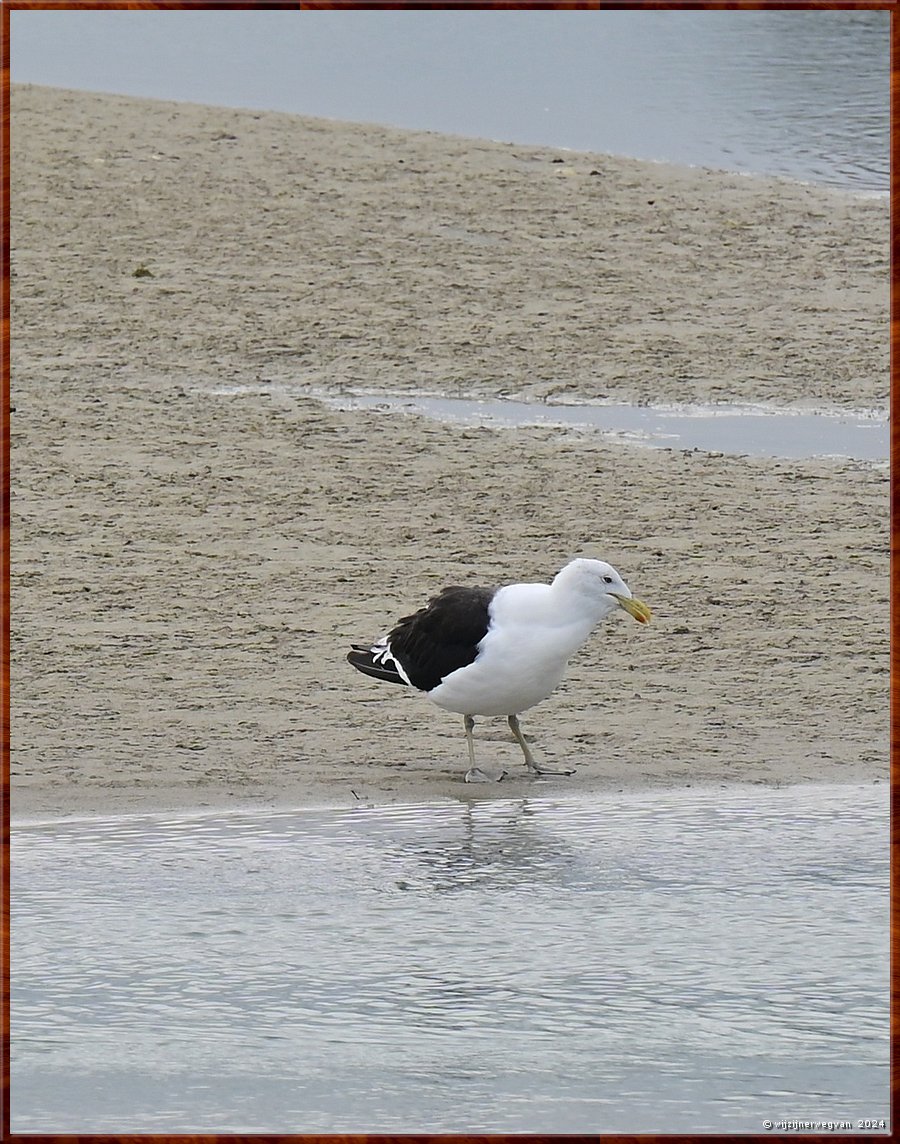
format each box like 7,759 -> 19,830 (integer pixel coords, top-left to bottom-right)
612,593 -> 652,624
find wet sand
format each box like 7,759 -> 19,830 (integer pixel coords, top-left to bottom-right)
10,85 -> 889,818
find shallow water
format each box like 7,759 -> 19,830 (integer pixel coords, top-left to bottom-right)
12,783 -> 889,1134
320,392 -> 889,463
11,9 -> 888,192
208,385 -> 888,463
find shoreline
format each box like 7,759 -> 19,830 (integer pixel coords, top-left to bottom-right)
11,85 -> 889,821
19,80 -> 891,201
13,775 -> 887,829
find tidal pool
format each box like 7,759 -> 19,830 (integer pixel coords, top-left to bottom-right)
206,385 -> 888,463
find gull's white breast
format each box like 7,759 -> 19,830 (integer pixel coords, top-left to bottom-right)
426,582 -> 597,717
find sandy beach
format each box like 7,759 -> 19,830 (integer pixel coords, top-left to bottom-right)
10,85 -> 889,820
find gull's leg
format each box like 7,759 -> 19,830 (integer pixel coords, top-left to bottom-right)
508,714 -> 575,777
465,715 -> 476,768
463,715 -> 506,783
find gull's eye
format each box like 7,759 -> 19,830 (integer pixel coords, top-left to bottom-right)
603,576 -> 613,584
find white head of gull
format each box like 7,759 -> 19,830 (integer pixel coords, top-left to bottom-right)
348,557 -> 651,782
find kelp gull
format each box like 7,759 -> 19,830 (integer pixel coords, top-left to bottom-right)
347,558 -> 651,782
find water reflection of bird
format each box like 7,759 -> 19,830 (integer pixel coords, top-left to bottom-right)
348,558 -> 651,781
389,800 -> 586,893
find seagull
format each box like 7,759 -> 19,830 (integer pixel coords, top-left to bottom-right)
347,558 -> 651,782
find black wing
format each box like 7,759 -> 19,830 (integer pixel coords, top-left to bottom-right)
346,644 -> 409,686
387,585 -> 495,692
